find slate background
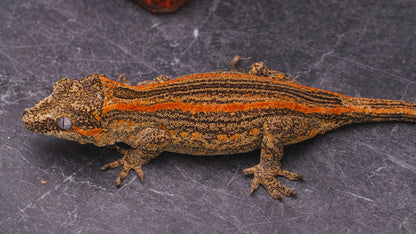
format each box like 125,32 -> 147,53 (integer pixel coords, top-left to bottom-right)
1,0 -> 416,233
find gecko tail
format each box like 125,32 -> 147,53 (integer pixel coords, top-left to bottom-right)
350,97 -> 416,124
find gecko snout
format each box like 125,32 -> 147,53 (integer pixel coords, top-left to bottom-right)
22,106 -> 61,134
22,108 -> 36,131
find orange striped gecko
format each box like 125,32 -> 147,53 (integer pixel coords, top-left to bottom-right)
22,58 -> 416,199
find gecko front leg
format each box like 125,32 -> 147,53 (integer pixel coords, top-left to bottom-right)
244,116 -> 323,199
101,128 -> 172,186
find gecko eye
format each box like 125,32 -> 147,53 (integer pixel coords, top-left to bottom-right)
56,116 -> 72,130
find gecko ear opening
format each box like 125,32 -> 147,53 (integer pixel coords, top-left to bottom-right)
56,116 -> 72,130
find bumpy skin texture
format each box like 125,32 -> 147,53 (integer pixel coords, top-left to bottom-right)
22,60 -> 416,200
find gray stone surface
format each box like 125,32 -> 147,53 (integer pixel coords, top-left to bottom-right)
1,0 -> 415,233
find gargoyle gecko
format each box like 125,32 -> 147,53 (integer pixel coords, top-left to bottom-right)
22,59 -> 416,199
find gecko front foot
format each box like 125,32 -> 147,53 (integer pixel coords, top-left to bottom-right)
100,148 -> 145,186
101,128 -> 171,186
243,164 -> 304,200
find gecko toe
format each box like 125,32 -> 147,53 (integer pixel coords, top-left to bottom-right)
133,166 -> 144,183
115,166 -> 130,186
276,169 -> 305,181
100,158 -> 123,170
263,176 -> 296,199
115,177 -> 122,186
243,167 -> 256,175
249,177 -> 260,194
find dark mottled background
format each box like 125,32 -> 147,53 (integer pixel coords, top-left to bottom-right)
1,0 -> 415,233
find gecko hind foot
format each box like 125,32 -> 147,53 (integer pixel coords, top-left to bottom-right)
243,164 -> 302,200
100,152 -> 145,186
231,56 -> 252,72
118,73 -> 131,85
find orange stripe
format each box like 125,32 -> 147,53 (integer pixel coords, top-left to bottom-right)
103,99 -> 415,116
72,126 -> 106,137
103,100 -> 351,115
98,74 -> 415,117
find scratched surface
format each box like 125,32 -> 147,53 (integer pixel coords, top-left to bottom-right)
1,0 -> 416,233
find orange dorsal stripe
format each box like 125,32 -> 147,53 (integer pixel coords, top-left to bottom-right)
103,100 -> 353,115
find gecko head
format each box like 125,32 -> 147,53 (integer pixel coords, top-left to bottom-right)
22,74 -> 108,145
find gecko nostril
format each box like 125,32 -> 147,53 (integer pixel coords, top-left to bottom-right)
23,109 -> 29,116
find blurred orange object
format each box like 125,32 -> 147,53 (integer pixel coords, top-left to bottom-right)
133,0 -> 190,13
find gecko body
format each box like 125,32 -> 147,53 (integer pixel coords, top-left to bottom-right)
22,60 -> 416,199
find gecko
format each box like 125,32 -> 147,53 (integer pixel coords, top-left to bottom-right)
22,58 -> 416,200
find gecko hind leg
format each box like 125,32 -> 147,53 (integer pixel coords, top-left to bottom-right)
118,73 -> 131,85
244,116 -> 322,200
230,55 -> 252,72
248,61 -> 297,84
118,73 -> 171,86
136,75 -> 170,86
